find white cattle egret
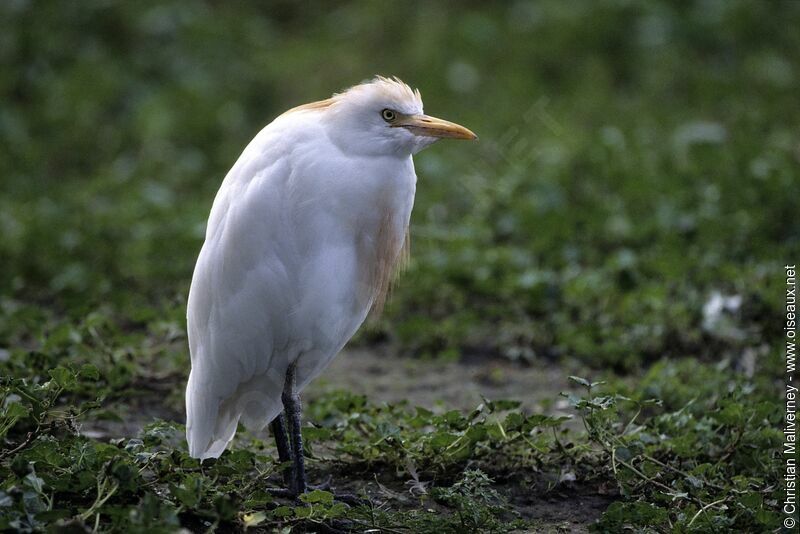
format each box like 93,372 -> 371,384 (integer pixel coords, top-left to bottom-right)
185,76 -> 476,496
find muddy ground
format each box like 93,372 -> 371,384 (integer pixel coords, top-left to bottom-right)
316,350 -> 614,532
314,348 -> 579,416
82,349 -> 613,532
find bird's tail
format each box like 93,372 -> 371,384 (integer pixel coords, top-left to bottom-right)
185,368 -> 284,459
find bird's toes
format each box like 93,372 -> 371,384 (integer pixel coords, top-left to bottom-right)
330,492 -> 370,507
267,483 -> 370,508
308,475 -> 333,492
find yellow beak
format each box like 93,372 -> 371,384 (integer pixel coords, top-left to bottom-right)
395,114 -> 477,140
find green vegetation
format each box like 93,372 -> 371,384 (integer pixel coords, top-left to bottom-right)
1,1 -> 796,532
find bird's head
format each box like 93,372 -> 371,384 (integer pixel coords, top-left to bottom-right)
297,76 -> 477,157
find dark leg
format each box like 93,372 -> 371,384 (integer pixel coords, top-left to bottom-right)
282,363 -> 307,495
270,413 -> 292,487
270,363 -> 367,507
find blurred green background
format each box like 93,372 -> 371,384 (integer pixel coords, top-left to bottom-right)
1,0 -> 798,373
1,1 -> 798,530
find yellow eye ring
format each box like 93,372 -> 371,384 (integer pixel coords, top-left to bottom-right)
381,109 -> 396,122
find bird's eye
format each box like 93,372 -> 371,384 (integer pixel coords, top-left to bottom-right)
381,109 -> 396,122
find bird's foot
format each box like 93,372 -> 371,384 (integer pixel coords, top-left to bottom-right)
266,485 -> 368,507
329,492 -> 370,507
308,475 -> 332,491
307,477 -> 368,505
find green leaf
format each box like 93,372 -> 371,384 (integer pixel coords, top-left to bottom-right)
80,364 -> 100,380
715,402 -> 744,425
3,402 -> 28,419
615,446 -> 633,462
415,406 -> 434,418
429,431 -> 459,451
272,506 -> 293,518
24,471 -> 45,494
568,376 -> 591,388
739,492 -> 762,509
0,401 -> 29,438
300,489 -> 334,505
48,366 -> 76,390
503,412 -> 525,431
242,511 -> 266,528
294,505 -> 313,518
302,426 -> 332,441
169,474 -> 203,509
327,502 -> 348,518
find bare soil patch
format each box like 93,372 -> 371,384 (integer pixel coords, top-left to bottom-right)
80,348 -> 612,531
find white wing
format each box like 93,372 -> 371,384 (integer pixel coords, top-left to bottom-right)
185,118 -> 312,459
185,110 -> 416,460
